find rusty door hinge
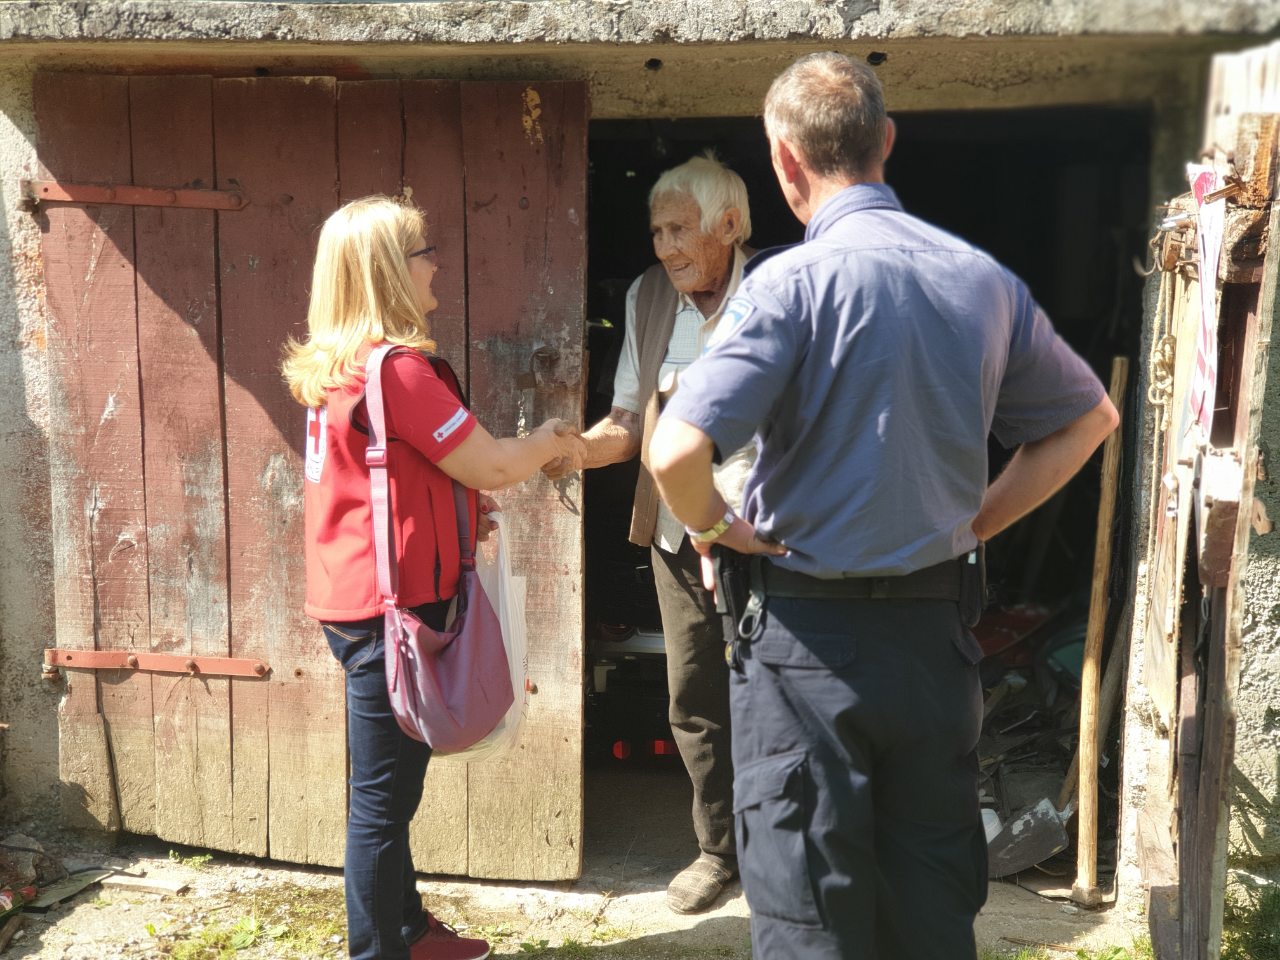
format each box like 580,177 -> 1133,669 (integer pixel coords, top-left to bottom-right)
20,179 -> 248,212
43,649 -> 269,680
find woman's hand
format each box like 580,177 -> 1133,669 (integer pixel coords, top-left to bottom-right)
476,493 -> 500,542
437,418 -> 585,491
536,419 -> 586,477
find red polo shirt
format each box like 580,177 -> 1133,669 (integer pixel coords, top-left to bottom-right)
303,346 -> 478,622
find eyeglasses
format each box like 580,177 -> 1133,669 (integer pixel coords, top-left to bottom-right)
408,244 -> 438,264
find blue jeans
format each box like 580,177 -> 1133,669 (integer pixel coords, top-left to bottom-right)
324,600 -> 451,960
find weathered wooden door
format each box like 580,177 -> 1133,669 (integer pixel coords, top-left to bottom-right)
33,73 -> 587,880
1135,43 -> 1279,958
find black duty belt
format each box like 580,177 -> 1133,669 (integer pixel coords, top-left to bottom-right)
752,556 -> 963,602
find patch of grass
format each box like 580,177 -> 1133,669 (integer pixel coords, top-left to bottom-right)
1222,883 -> 1280,960
241,882 -> 346,957
588,922 -> 633,944
157,881 -> 346,959
167,916 -> 286,959
513,940 -> 592,958
168,849 -> 215,870
474,921 -> 517,944
561,895 -> 631,945
1075,949 -> 1147,960
980,941 -> 1153,960
515,946 -> 737,959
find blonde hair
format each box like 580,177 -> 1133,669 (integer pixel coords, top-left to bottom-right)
764,53 -> 887,179
648,151 -> 752,245
282,196 -> 437,408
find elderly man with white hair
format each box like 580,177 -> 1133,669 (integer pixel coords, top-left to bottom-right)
544,152 -> 754,913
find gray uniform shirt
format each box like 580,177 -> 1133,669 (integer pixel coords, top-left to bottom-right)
662,183 -> 1106,578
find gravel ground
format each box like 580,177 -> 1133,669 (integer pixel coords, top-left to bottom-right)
0,765 -> 1144,958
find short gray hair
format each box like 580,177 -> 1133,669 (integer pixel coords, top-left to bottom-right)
764,53 -> 887,179
648,151 -> 752,245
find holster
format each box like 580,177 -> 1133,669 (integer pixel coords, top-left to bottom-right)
958,541 -> 987,628
711,545 -> 750,628
712,545 -> 762,671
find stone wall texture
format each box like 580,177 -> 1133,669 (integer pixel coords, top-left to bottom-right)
1233,308 -> 1280,882
0,0 -> 1277,45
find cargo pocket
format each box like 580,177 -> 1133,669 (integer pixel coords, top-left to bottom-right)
733,749 -> 822,927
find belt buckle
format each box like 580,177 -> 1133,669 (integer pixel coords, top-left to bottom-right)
869,577 -> 890,599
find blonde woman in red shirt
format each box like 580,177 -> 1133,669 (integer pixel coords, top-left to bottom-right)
283,197 -> 582,960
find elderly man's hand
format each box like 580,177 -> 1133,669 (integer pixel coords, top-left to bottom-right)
541,437 -> 586,479
537,424 -> 586,483
693,517 -> 786,591
541,453 -> 581,480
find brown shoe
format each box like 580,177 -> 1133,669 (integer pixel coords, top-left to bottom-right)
665,854 -> 738,914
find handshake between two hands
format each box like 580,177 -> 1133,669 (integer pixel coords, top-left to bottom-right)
475,418 -> 579,542
536,418 -> 587,481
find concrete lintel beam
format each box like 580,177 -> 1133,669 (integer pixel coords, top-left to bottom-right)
0,0 -> 1278,47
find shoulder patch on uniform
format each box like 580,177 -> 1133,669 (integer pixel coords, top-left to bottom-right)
713,297 -> 755,344
305,406 -> 327,483
433,406 -> 469,444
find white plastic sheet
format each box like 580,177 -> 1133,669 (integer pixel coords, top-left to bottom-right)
438,520 -> 529,762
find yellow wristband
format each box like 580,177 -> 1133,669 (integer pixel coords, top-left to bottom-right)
686,508 -> 735,544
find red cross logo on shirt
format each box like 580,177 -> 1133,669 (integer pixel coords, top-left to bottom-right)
305,407 -> 327,483
308,409 -> 324,456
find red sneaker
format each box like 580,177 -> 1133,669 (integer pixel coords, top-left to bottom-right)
408,914 -> 491,960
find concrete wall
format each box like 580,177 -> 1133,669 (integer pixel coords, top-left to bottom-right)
1234,307 -> 1280,885
0,56 -> 55,810
0,0 -> 1277,45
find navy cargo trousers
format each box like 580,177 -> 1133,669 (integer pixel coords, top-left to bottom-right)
729,595 -> 988,959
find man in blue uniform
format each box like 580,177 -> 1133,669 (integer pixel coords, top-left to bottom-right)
648,53 -> 1119,959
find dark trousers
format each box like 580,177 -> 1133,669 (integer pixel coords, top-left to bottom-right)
323,600 -> 451,960
651,539 -> 736,863
731,596 -> 987,959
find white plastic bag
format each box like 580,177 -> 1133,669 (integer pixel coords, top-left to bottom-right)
438,521 -> 529,762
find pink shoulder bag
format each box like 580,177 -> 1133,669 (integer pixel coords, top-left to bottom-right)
364,344 -> 514,753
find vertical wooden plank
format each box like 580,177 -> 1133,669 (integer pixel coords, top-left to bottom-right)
1177,594 -> 1204,960
338,80 -> 403,204
214,76 -> 344,865
336,78 -> 471,875
461,81 -> 588,880
1147,272 -> 1200,728
1197,198 -> 1278,958
33,73 -> 151,835
130,75 -> 238,851
404,81 -> 468,391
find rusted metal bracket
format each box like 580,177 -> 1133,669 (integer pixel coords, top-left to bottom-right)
20,179 -> 248,212
43,648 -> 269,680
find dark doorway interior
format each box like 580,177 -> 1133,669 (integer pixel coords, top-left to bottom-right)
582,106 -> 1152,886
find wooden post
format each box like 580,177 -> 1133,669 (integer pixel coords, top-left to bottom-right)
0,913 -> 25,952
1072,356 -> 1128,906
1056,594 -> 1133,811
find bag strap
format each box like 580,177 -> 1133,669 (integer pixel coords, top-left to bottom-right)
365,344 -> 475,608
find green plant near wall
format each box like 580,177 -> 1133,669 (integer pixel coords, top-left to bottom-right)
980,940 -> 1154,960
1221,882 -> 1280,960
